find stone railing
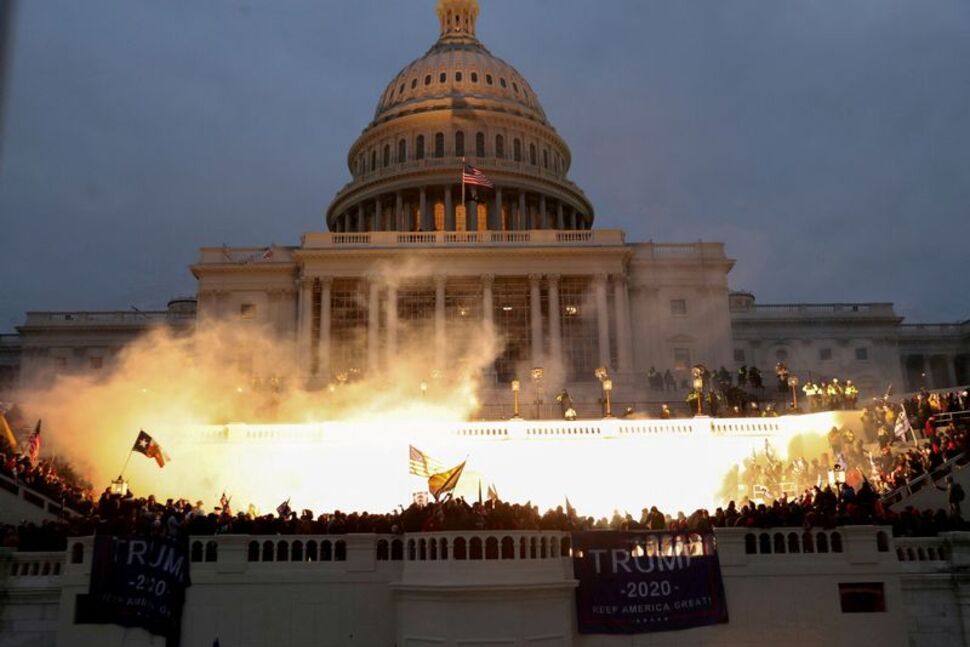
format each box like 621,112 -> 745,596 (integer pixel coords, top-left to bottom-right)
0,472 -> 80,519
299,229 -> 625,250
1,550 -> 64,579
731,302 -> 898,319
895,537 -> 950,565
21,311 -> 192,326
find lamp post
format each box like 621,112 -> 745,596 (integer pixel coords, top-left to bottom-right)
691,364 -> 706,416
595,366 -> 613,418
511,379 -> 521,419
531,367 -> 544,419
420,380 -> 428,398
788,375 -> 800,410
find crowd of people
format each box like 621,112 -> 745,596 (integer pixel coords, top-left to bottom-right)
2,389 -> 968,554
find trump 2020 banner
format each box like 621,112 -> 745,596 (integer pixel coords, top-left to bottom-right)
75,536 -> 192,642
571,531 -> 728,634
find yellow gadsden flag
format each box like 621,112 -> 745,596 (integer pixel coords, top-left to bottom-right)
428,461 -> 466,501
0,411 -> 17,451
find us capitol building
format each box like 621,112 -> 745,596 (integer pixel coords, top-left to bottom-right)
1,0 -> 967,406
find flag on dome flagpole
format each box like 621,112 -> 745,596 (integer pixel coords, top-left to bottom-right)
462,162 -> 494,189
132,430 -> 168,468
428,460 -> 466,501
26,420 -> 41,463
409,445 -> 444,477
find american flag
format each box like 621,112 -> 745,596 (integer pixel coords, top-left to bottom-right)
462,163 -> 494,189
409,445 -> 444,478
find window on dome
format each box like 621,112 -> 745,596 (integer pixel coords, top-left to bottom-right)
513,138 -> 522,162
455,131 -> 465,157
476,132 -> 485,157
434,132 -> 445,158
399,83 -> 404,95
500,78 -> 507,88
411,78 -> 417,89
425,74 -> 432,86
398,139 -> 406,162
455,71 -> 463,82
512,82 -> 519,93
529,143 -> 537,166
495,134 -> 505,159
415,135 -> 425,160
439,72 -> 447,83
471,72 -> 479,83
486,74 -> 493,85
543,149 -> 549,169
370,150 -> 377,172
383,145 -> 390,168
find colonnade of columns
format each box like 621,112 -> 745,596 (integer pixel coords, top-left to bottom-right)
330,185 -> 589,233
297,273 -> 634,382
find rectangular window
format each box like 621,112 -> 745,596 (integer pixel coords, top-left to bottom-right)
674,348 -> 691,371
855,347 -> 868,361
820,348 -> 833,361
839,582 -> 885,613
89,357 -> 103,370
734,349 -> 746,363
670,299 -> 687,316
240,304 -> 256,320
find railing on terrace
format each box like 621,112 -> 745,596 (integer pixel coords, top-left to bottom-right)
1,550 -> 64,579
22,311 -> 193,326
0,472 -> 81,518
299,229 -> 625,250
732,303 -> 898,318
899,323 -> 969,337
895,536 -> 949,563
882,451 -> 970,506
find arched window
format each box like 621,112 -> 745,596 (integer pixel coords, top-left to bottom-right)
306,540 -> 318,562
398,139 -> 406,162
501,536 -> 515,559
411,78 -> 417,89
455,131 -> 465,157
529,143 -> 537,165
391,539 -> 403,561
787,533 -> 800,554
321,540 -> 333,561
71,542 -> 84,564
802,532 -> 814,553
376,539 -> 389,561
543,149 -> 549,169
276,541 -> 289,562
439,72 -> 447,83
485,537 -> 498,560
773,533 -> 786,554
471,72 -> 479,83
475,132 -> 485,157
335,541 -> 346,561
434,132 -> 445,158
424,74 -> 432,86
744,534 -> 756,554
262,541 -> 274,562
383,144 -> 390,167
759,533 -> 771,554
292,540 -> 304,562
816,533 -> 829,554
370,150 -> 377,172
205,540 -> 218,563
398,82 -> 404,95
453,537 -> 467,560
415,135 -> 425,160
495,134 -> 505,159
486,74 -> 493,85
500,77 -> 507,88
455,71 -> 463,82
477,203 -> 488,231
434,201 -> 445,231
470,537 -> 483,560
190,542 -> 204,562
513,138 -> 522,162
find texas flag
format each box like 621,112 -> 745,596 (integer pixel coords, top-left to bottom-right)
132,430 -> 168,468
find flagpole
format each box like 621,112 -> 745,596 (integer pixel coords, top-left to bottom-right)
117,449 -> 134,480
461,157 -> 466,212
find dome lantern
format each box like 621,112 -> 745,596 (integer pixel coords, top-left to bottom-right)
436,0 -> 479,40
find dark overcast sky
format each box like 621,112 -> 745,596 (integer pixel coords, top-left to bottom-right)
1,0 -> 968,331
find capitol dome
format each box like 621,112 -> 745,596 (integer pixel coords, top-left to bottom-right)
326,0 -> 594,234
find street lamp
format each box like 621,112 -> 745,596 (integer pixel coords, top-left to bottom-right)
691,365 -> 706,416
788,375 -> 800,410
420,380 -> 428,397
510,379 -> 522,419
595,367 -> 613,418
531,367 -> 545,419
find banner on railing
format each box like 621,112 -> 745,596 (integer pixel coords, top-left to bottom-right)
75,536 -> 191,643
571,531 -> 728,634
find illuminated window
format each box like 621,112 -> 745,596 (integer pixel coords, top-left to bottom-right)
674,348 -> 691,371
477,204 -> 488,231
670,299 -> 687,316
434,202 -> 445,231
455,205 -> 467,231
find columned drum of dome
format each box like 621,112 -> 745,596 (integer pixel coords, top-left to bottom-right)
325,0 -> 594,234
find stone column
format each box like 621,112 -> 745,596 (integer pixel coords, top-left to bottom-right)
568,208 -> 577,230
482,274 -> 494,332
519,191 -> 528,230
492,187 -> 503,231
367,277 -> 380,374
538,194 -> 547,230
373,197 -> 381,231
529,273 -> 543,366
613,274 -> 633,375
467,198 -> 477,232
356,206 -> 364,232
419,187 -> 430,232
444,185 -> 455,231
298,277 -> 315,374
395,191 -> 403,232
594,274 -> 611,370
385,283 -> 398,366
556,202 -> 565,230
318,277 -> 333,379
435,274 -> 447,368
547,274 -> 562,371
